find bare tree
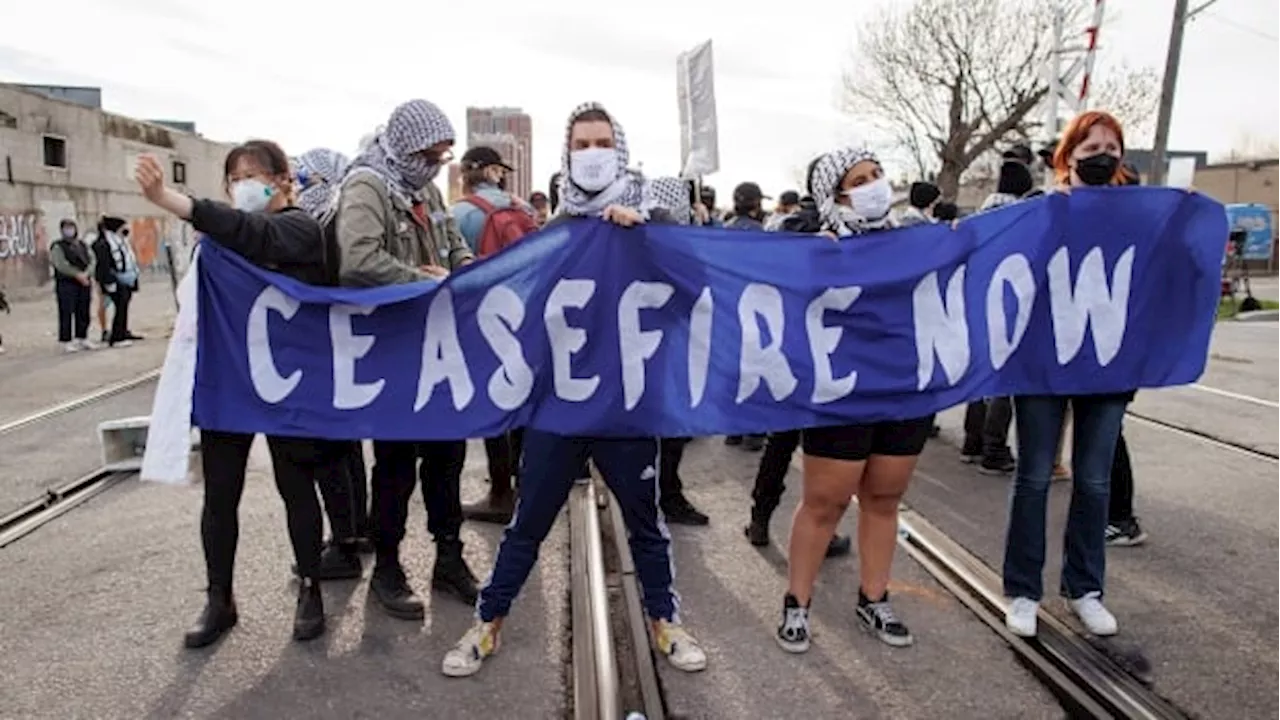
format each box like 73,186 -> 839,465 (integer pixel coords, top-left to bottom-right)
1218,132 -> 1280,162
843,0 -> 1158,198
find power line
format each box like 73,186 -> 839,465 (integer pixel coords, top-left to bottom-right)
1197,12 -> 1280,42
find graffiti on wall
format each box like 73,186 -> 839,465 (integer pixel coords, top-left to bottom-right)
0,211 -> 50,290
0,213 -> 40,260
129,216 -> 161,267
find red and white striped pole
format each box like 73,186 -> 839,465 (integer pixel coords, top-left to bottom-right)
1079,0 -> 1106,106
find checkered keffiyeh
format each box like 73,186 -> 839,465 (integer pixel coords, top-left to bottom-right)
348,99 -> 454,201
557,102 -> 645,217
811,144 -> 893,236
293,148 -> 351,220
642,176 -> 692,224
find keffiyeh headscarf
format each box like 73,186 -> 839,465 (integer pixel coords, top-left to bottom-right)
347,100 -> 454,203
811,144 -> 896,237
641,176 -> 692,224
293,148 -> 351,220
557,102 -> 645,217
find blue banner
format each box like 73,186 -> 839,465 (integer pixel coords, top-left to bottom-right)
192,188 -> 1226,440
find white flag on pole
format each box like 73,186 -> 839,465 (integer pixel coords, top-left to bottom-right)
677,40 -> 720,179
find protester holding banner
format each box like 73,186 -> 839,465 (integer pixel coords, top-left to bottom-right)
778,143 -> 928,654
443,103 -> 707,678
747,156 -> 851,558
1002,109 -> 1138,639
451,145 -> 537,525
640,176 -> 710,526
334,99 -> 480,618
723,181 -> 771,453
291,146 -> 373,572
133,141 -> 334,647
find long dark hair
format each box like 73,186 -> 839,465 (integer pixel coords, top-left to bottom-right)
224,139 -> 293,199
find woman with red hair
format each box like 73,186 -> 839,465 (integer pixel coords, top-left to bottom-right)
1002,110 -> 1136,639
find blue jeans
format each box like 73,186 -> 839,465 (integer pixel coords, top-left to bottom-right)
476,430 -> 679,622
1002,395 -> 1127,601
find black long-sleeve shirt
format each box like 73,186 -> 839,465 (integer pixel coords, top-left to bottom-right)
189,199 -> 333,286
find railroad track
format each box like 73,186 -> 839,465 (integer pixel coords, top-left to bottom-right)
0,370 -> 160,549
570,472 -> 666,720
1126,409 -> 1278,462
896,507 -> 1189,719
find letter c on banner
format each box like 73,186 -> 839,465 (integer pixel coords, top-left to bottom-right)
246,286 -> 302,403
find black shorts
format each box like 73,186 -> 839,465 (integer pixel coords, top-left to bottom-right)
801,416 -> 934,462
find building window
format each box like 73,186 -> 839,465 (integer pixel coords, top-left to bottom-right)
42,135 -> 67,169
172,160 -> 187,185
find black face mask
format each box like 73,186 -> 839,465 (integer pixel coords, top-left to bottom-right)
1075,153 -> 1120,186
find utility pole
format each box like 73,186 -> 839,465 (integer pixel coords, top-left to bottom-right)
1149,0 -> 1191,186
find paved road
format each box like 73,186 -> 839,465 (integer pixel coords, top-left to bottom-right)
0,382 -> 159,517
0,434 -> 569,720
659,440 -> 1060,719
916,318 -> 1279,719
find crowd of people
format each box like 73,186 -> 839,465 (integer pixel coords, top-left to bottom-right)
125,97 -> 1148,678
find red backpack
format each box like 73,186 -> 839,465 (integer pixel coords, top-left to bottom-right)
466,194 -> 538,258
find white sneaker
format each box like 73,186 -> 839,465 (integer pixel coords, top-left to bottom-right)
441,621 -> 500,678
110,339 -> 133,349
1069,592 -> 1118,636
1006,597 -> 1039,637
78,338 -> 99,351
653,619 -> 707,672
63,341 -> 81,353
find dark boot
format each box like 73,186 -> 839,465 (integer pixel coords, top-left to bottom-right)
825,534 -> 853,558
661,494 -> 709,526
370,560 -> 425,620
744,510 -> 770,546
462,482 -> 516,525
293,578 -> 325,642
432,540 -> 479,605
183,588 -> 238,649
742,434 -> 766,452
292,541 -> 363,580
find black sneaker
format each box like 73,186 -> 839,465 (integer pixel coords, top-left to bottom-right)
724,435 -> 744,447
825,534 -> 852,558
100,330 -> 110,344
775,593 -> 811,654
960,440 -> 982,464
370,563 -> 425,620
742,435 -> 765,452
856,590 -> 913,647
978,455 -> 1016,475
1105,518 -> 1148,547
293,541 -> 363,580
293,578 -> 325,642
662,496 -> 710,526
744,515 -> 770,546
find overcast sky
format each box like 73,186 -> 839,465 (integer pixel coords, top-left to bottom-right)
2,0 -> 1276,199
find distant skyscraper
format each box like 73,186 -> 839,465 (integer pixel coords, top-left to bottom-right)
465,107 -> 533,201
445,163 -> 464,205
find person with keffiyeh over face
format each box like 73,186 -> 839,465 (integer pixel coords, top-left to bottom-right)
776,143 -> 932,656
745,155 -> 852,560
286,147 -> 377,580
639,176 -> 711,526
333,99 -> 479,621
443,103 -> 707,678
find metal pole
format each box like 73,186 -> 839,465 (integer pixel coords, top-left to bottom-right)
1149,0 -> 1190,187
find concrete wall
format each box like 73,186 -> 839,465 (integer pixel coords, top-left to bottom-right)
0,84 -> 234,292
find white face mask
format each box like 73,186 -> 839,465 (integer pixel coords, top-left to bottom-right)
569,147 -> 619,192
844,177 -> 893,221
232,179 -> 274,212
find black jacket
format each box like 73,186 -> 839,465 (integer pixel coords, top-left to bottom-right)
190,200 -> 332,286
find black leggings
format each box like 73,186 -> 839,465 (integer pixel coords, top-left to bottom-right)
317,440 -> 369,541
1109,430 -> 1134,524
200,430 -> 328,591
750,430 -> 802,518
